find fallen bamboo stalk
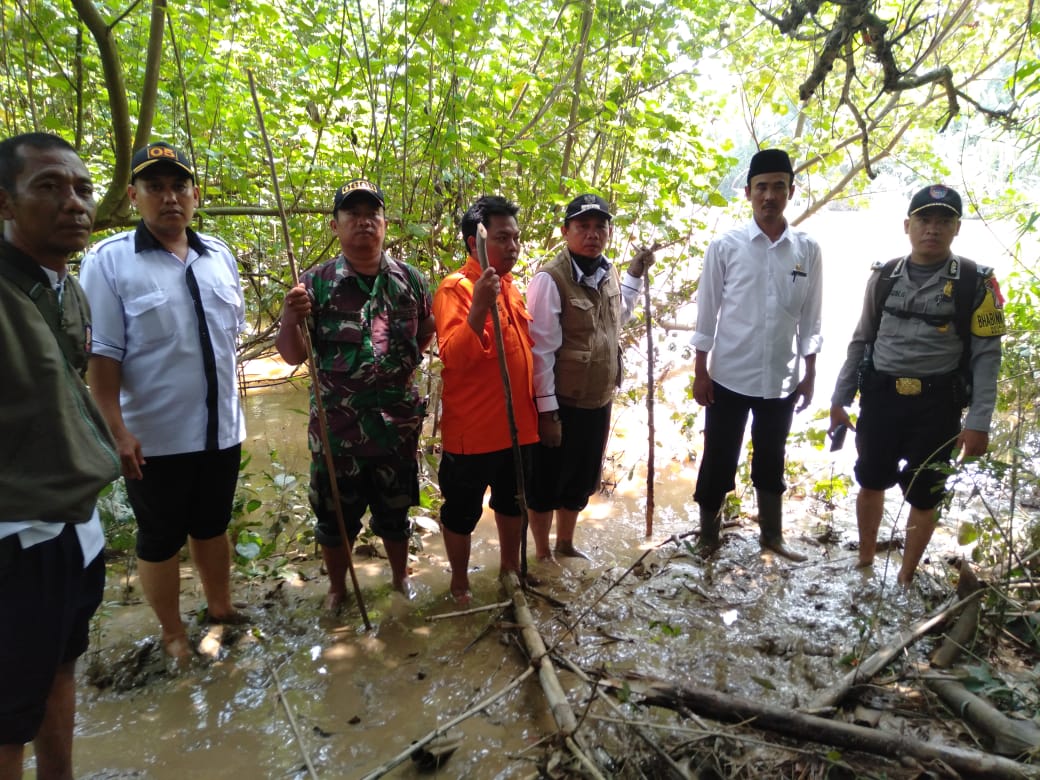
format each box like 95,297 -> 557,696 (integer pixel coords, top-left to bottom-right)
501,572 -> 605,775
808,590 -> 982,711
925,676 -> 1040,757
358,665 -> 536,780
627,679 -> 1040,779
565,735 -> 607,780
556,654 -> 692,779
502,572 -> 578,734
426,600 -> 512,621
926,561 -> 1040,757
931,559 -> 984,669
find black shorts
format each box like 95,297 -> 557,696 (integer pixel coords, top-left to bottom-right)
854,387 -> 962,510
526,403 -> 611,513
124,445 -> 242,562
0,525 -> 104,744
439,446 -> 533,535
309,453 -> 418,545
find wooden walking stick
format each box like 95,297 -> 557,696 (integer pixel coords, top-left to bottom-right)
474,223 -> 532,579
247,70 -> 371,630
642,262 -> 655,539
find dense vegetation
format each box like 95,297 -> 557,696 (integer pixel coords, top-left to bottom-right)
5,0 -> 1038,568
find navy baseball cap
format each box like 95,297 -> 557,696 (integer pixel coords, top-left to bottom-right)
131,142 -> 194,182
908,185 -> 962,217
564,193 -> 613,222
334,179 -> 385,212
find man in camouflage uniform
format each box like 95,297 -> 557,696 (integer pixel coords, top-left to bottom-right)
277,179 -> 434,607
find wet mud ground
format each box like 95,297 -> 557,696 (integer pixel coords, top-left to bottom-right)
29,448 -> 1015,779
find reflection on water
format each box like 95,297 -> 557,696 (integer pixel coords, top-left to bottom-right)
240,384 -> 312,476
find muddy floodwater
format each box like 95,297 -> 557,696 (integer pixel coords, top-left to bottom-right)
33,375 -> 987,780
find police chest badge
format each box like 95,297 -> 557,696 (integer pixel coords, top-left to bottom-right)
971,276 -> 1007,337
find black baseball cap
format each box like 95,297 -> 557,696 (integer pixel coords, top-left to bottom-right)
334,179 -> 385,212
564,193 -> 613,222
907,185 -> 962,217
130,142 -> 194,182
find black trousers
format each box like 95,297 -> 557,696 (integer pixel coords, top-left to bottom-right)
693,382 -> 796,511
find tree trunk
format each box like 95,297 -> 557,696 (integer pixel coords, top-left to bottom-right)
627,679 -> 1040,779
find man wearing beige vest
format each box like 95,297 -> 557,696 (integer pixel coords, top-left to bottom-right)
525,194 -> 652,561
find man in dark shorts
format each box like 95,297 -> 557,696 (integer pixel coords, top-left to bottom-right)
830,184 -> 1005,586
0,132 -> 120,779
277,179 -> 435,608
81,141 -> 248,662
525,194 -> 651,561
433,196 -> 538,602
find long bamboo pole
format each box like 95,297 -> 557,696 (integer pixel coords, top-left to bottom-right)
643,264 -> 655,538
247,70 -> 371,630
474,223 -> 531,578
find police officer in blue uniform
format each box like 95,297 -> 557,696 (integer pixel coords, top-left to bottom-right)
830,185 -> 1005,586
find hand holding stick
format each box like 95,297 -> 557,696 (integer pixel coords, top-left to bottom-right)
474,224 -> 531,579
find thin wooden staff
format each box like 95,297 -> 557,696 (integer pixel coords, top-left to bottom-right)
247,69 -> 371,630
474,223 -> 532,579
642,257 -> 655,539
635,233 -> 690,538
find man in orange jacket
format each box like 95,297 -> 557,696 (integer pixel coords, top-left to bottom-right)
433,196 -> 538,603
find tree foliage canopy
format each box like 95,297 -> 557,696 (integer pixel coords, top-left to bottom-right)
1,0 -> 1036,341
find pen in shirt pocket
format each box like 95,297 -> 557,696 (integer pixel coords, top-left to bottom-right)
791,264 -> 807,282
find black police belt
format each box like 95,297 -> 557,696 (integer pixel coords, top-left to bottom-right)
868,370 -> 962,397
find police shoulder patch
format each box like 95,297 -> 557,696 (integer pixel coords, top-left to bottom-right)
971,276 -> 1007,337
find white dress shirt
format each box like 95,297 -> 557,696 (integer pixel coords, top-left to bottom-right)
691,219 -> 823,398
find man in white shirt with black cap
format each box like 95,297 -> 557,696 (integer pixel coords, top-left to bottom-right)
691,149 -> 823,561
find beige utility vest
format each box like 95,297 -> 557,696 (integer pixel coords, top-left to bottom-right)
540,250 -> 622,409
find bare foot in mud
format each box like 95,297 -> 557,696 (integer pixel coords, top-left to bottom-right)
204,608 -> 251,626
554,541 -> 589,560
323,590 -> 347,614
393,577 -> 419,601
162,633 -> 192,668
854,557 -> 874,570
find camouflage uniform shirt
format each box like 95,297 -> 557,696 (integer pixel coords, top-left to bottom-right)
303,252 -> 432,460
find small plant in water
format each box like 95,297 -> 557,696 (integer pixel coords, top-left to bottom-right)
231,449 -> 314,578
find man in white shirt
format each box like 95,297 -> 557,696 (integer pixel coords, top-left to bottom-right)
691,149 -> 823,560
80,142 -> 247,664
0,132 -> 119,780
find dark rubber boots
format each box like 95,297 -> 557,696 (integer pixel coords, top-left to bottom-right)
757,490 -> 807,562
